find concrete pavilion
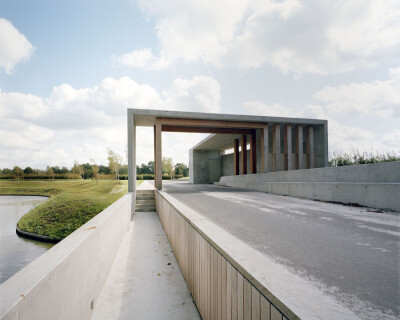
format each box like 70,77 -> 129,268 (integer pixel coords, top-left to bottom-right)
127,109 -> 328,190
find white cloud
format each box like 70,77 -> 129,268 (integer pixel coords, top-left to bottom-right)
313,66 -> 400,118
113,48 -> 169,70
0,18 -> 34,74
0,75 -> 221,168
244,101 -> 299,117
244,101 -> 399,153
136,0 -> 400,74
163,76 -> 221,113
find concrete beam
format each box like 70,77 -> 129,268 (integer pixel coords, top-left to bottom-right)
241,135 -> 247,175
306,126 -> 314,169
234,139 -> 239,175
155,123 -> 162,190
284,125 -> 292,171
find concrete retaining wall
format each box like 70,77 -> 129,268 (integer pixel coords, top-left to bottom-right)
218,162 -> 400,211
0,193 -> 133,320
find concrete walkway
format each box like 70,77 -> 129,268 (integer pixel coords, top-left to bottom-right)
91,181 -> 200,320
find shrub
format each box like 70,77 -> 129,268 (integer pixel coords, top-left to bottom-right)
329,151 -> 400,167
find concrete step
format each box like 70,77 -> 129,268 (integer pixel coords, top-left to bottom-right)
135,207 -> 156,212
136,190 -> 155,195
136,196 -> 155,200
136,200 -> 155,206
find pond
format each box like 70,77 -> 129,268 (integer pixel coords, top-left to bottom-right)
0,195 -> 53,284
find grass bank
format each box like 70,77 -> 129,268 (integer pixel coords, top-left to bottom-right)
0,180 -> 141,240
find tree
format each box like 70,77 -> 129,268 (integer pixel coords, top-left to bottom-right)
24,167 -> 33,175
162,157 -> 174,178
174,163 -> 188,177
98,165 -> 110,175
71,161 -> 80,176
108,148 -> 123,182
46,166 -> 54,180
90,159 -> 99,183
13,166 -> 24,181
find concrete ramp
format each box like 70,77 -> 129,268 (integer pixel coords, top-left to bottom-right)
91,182 -> 200,320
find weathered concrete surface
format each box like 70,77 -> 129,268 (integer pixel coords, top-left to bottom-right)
218,162 -> 400,211
91,211 -> 200,320
163,181 -> 400,320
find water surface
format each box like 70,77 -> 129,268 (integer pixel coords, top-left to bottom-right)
0,195 -> 52,284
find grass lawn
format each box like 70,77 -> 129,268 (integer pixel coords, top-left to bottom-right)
0,179 -> 142,240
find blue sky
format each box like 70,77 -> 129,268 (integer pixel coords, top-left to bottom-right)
1,0 -> 399,169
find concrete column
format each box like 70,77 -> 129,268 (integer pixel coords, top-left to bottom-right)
250,132 -> 257,174
127,113 -> 136,193
155,122 -> 162,189
272,124 -> 280,172
127,113 -> 136,218
234,139 -> 239,175
284,125 -> 293,171
260,126 -> 269,173
241,135 -> 247,174
295,125 -> 303,170
153,125 -> 156,186
306,126 -> 314,169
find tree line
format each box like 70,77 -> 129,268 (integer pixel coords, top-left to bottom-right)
0,149 -> 189,181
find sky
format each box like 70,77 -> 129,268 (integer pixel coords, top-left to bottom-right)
0,0 -> 399,169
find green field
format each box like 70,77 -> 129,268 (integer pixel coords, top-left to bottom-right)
0,179 -> 140,240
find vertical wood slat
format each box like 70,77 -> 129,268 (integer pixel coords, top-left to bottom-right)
241,135 -> 247,174
218,253 -> 222,320
222,258 -> 227,320
270,305 -> 283,320
283,125 -> 292,171
295,125 -> 303,170
231,266 -> 238,320
234,139 -> 240,175
260,126 -> 269,173
260,295 -> 271,320
226,263 -> 232,320
272,124 -> 280,172
251,287 -> 260,320
250,131 -> 257,174
207,242 -> 212,320
243,279 -> 252,320
237,273 -> 244,320
211,249 -> 217,320
306,126 -> 314,169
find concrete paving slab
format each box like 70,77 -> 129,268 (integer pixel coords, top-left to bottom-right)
91,211 -> 200,320
162,180 -> 400,320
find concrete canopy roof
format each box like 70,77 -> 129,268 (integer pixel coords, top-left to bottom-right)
191,134 -> 244,151
128,109 -> 327,127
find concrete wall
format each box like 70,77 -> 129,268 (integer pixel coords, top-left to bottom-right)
218,162 -> 400,212
190,149 -> 222,184
0,193 -> 133,320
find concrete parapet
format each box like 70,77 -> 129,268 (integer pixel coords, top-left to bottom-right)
218,162 -> 400,211
0,193 -> 133,320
